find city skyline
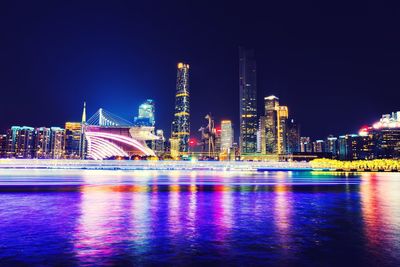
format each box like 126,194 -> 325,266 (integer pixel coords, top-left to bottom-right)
2,2 -> 400,267
1,2 -> 400,140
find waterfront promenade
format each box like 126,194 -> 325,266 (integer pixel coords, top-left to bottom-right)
0,159 -> 311,172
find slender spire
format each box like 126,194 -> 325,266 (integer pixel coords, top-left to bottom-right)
79,101 -> 87,159
82,101 -> 87,123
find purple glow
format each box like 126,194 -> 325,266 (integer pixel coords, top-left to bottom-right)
85,131 -> 155,160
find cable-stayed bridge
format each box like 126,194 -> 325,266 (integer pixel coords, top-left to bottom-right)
86,108 -> 133,127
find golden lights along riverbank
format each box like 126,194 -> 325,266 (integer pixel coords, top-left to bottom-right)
0,158 -> 400,172
310,158 -> 400,172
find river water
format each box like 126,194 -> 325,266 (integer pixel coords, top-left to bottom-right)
0,169 -> 399,266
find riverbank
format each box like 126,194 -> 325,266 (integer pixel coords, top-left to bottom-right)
0,159 -> 312,172
310,158 -> 400,172
1,159 -> 399,172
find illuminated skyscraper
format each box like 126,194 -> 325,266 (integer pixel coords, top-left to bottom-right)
239,47 -> 258,154
264,96 -> 279,154
286,118 -> 300,153
263,95 -> 289,154
221,120 -> 233,152
171,62 -> 190,154
134,99 -> 155,127
277,106 -> 288,154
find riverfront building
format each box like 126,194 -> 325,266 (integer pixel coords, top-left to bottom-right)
2,126 -> 65,159
134,99 -> 155,127
287,118 -> 300,153
325,135 -> 338,157
239,47 -> 258,154
154,129 -> 165,156
261,96 -> 289,155
50,127 -> 65,159
6,126 -> 35,158
171,62 -> 190,155
0,134 -> 7,158
35,127 -> 51,158
221,120 -> 233,152
65,122 -> 81,159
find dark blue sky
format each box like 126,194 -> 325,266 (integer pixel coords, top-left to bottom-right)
1,1 -> 400,140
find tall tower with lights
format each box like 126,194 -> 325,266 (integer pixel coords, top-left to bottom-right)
171,62 -> 190,154
239,47 -> 258,154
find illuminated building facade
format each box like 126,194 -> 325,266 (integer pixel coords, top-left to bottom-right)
262,96 -> 289,154
325,135 -> 338,157
239,47 -> 257,154
313,140 -> 325,153
338,134 -> 375,160
7,126 -> 35,158
258,116 -> 266,154
372,111 -> 400,129
221,120 -> 233,152
286,118 -> 300,153
0,134 -> 6,158
215,127 -> 222,154
277,106 -> 289,154
134,99 -> 155,127
375,128 -> 400,158
358,134 -> 376,159
35,127 -> 51,158
65,122 -> 81,158
169,137 -> 180,159
300,137 -> 312,153
50,127 -> 65,159
154,129 -> 165,156
171,62 -> 190,154
134,99 -> 156,150
264,96 -> 279,154
338,135 -> 349,160
370,111 -> 400,158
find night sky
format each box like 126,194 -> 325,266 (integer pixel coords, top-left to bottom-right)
1,1 -> 400,140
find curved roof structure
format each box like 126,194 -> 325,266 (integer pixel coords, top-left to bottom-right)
85,131 -> 155,160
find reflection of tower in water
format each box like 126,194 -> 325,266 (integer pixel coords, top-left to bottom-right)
73,186 -> 125,264
273,183 -> 293,255
213,185 -> 233,244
